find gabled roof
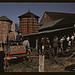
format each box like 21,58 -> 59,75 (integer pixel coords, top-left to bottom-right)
39,15 -> 75,30
18,11 -> 40,18
0,16 -> 12,23
45,11 -> 75,15
39,18 -> 63,30
45,11 -> 75,20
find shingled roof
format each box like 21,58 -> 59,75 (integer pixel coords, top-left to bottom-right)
39,15 -> 75,30
45,11 -> 75,21
39,18 -> 63,30
0,16 -> 12,23
18,11 -> 40,18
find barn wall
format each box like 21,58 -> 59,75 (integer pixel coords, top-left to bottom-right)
40,13 -> 52,25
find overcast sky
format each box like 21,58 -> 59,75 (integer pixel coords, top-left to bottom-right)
0,2 -> 75,24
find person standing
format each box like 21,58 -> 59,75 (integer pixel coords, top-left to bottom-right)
16,32 -> 22,41
22,37 -> 31,54
68,37 -> 72,48
60,37 -> 64,52
44,38 -> 51,59
63,36 -> 68,52
37,37 -> 42,53
53,36 -> 58,57
36,38 -> 39,51
71,35 -> 74,47
66,35 -> 70,48
22,37 -> 32,61
41,37 -> 46,53
16,32 -> 22,45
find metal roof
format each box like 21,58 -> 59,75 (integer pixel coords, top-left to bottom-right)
24,26 -> 74,37
39,18 -> 63,30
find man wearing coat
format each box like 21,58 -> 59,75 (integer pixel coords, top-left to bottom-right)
53,36 -> 58,57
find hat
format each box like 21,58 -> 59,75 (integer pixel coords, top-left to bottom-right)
47,38 -> 49,40
42,38 -> 44,39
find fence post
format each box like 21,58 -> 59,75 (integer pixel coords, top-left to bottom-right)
39,55 -> 44,72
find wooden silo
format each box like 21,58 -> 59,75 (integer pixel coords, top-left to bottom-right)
18,10 -> 40,36
0,16 -> 12,43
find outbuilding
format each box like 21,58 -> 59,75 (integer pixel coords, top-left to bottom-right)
23,15 -> 75,48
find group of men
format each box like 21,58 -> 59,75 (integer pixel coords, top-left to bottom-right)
35,34 -> 75,58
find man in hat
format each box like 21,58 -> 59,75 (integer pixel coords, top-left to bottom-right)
16,32 -> 22,45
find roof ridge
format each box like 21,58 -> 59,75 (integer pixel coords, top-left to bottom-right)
0,16 -> 12,22
45,11 -> 75,15
18,11 -> 40,18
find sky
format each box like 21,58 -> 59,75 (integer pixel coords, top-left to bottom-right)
0,2 -> 75,24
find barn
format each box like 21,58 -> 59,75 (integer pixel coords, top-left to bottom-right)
23,12 -> 75,48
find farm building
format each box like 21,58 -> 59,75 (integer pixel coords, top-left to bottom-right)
40,11 -> 75,25
0,16 -> 12,43
18,10 -> 40,36
0,16 -> 18,43
23,12 -> 75,48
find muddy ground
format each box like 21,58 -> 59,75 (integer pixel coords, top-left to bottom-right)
4,47 -> 75,72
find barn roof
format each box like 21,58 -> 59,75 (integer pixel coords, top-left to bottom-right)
0,16 -> 12,23
24,26 -> 74,37
45,11 -> 75,20
45,11 -> 75,16
39,18 -> 63,30
39,15 -> 75,30
18,11 -> 40,18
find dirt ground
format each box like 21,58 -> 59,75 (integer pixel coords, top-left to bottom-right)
4,47 -> 75,72
4,57 -> 75,72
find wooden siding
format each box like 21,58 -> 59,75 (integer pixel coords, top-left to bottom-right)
40,13 -> 53,24
19,17 -> 39,36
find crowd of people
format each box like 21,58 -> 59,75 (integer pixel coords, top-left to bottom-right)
36,34 -> 75,58
1,30 -> 75,57
9,31 -> 75,58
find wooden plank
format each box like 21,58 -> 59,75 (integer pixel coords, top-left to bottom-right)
13,53 -> 43,57
39,55 -> 44,72
68,52 -> 75,59
4,56 -> 17,60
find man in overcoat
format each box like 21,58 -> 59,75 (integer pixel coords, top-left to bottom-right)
53,36 -> 58,56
